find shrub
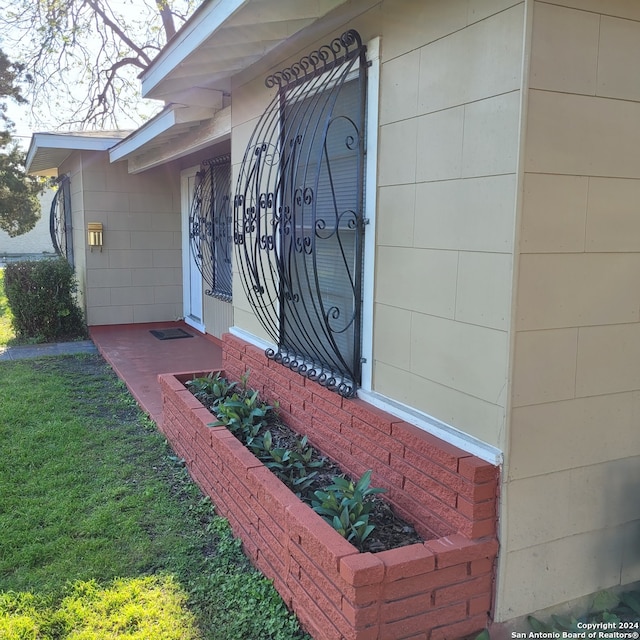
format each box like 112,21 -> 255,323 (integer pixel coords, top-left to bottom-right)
4,258 -> 86,342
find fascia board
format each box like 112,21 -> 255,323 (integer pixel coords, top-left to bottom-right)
25,137 -> 43,174
109,105 -> 217,162
124,106 -> 231,173
109,108 -> 179,162
141,0 -> 248,99
25,132 -> 124,173
30,132 -> 122,152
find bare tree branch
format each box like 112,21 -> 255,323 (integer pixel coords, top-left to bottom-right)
156,0 -> 177,41
0,0 -> 199,129
84,0 -> 153,66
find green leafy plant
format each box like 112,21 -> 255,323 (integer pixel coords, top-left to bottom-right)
211,390 -> 272,442
239,369 -> 251,392
312,470 -> 386,547
186,371 -> 236,408
194,375 -> 395,551
251,431 -> 325,497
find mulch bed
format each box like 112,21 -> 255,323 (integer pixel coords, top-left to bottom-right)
192,389 -> 426,553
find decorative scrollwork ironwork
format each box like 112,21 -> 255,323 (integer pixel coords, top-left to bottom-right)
188,155 -> 232,301
234,29 -> 367,397
265,29 -> 364,91
49,174 -> 74,267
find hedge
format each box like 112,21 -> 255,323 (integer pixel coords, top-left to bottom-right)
4,258 -> 86,342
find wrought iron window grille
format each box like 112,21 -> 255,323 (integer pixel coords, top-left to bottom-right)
188,154 -> 233,301
50,174 -> 74,267
234,29 -> 368,397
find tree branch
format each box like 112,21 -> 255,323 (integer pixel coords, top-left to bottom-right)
83,0 -> 153,66
155,0 -> 176,41
0,0 -> 197,128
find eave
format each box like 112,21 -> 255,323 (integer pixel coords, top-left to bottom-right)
140,0 -> 350,103
109,103 -> 231,173
26,131 -> 130,177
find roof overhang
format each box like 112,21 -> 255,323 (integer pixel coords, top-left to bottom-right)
26,131 -> 130,177
140,0 -> 350,103
109,102 -> 231,173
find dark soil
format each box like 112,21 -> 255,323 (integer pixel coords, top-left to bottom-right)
192,389 -> 426,553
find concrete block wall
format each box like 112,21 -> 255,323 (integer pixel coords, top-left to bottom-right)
373,0 -> 524,449
78,151 -> 182,325
498,0 -> 640,620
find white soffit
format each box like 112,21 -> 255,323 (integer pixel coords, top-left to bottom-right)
141,0 -> 350,103
26,131 -> 130,177
111,105 -> 232,174
108,102 -> 221,164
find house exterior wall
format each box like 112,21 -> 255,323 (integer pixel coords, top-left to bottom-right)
178,142 -> 234,341
62,150 -> 183,326
125,0 -> 640,628
227,1 -> 516,630
0,189 -> 55,257
230,0 -> 525,451
230,80 -> 277,344
203,292 -> 234,340
60,152 -> 88,314
498,0 -> 640,620
374,0 -> 523,450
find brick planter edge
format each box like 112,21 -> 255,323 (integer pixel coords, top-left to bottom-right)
158,334 -> 499,640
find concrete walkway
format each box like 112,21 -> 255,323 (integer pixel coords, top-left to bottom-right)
0,340 -> 98,361
90,322 -> 222,425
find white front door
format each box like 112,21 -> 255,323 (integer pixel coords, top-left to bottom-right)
181,167 -> 205,332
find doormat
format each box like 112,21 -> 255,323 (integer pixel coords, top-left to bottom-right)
149,328 -> 194,340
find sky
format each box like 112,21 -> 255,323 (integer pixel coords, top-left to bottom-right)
2,0 -> 199,149
6,102 -> 35,149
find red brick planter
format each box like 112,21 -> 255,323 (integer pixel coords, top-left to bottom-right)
158,334 -> 499,640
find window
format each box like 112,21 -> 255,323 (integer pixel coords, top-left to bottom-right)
234,30 -> 367,396
50,174 -> 74,267
189,155 -> 232,301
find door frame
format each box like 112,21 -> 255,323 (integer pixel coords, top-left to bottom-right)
181,165 -> 205,333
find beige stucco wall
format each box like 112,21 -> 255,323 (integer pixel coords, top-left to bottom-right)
62,150 -> 182,325
498,0 -> 640,621
230,0 -> 524,452
374,0 -> 523,449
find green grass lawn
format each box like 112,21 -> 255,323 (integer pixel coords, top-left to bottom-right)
0,268 -> 14,346
0,355 -> 309,639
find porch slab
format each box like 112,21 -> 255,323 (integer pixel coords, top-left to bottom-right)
89,321 -> 222,425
